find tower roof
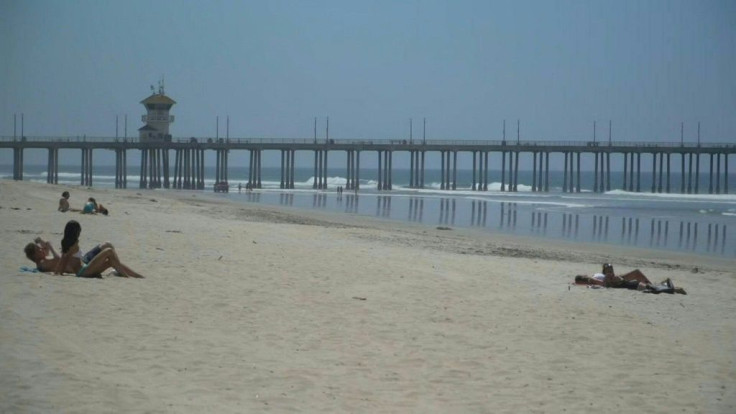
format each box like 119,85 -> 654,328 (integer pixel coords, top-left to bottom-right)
140,93 -> 176,105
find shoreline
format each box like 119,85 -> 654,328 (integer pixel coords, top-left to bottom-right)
4,171 -> 735,260
171,187 -> 735,273
1,180 -> 734,412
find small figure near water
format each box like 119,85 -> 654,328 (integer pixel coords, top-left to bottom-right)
58,191 -> 71,212
82,197 -> 97,214
59,192 -> 109,214
58,191 -> 84,213
81,197 -> 109,215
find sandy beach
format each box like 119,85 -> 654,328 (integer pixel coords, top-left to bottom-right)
1,180 -> 734,413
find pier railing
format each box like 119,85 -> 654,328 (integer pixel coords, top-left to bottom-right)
0,136 -> 734,149
2,135 -> 731,195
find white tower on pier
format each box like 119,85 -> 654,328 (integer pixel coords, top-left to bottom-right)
139,79 -> 176,142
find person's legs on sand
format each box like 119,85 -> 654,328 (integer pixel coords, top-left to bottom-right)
79,248 -> 144,278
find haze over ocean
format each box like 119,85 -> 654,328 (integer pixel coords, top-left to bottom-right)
2,0 -> 735,161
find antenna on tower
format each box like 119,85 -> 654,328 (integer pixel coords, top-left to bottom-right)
158,75 -> 165,95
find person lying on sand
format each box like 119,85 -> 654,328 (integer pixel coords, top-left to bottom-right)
575,263 -> 686,294
24,237 -> 62,272
24,235 -> 140,278
25,236 -> 110,273
97,203 -> 109,215
575,263 -> 649,289
641,277 -> 687,295
55,220 -> 143,278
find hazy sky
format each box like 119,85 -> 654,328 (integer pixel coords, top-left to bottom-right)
2,0 -> 735,145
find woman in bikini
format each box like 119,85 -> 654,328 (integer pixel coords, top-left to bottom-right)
575,263 -> 686,294
55,220 -> 144,278
575,263 -> 651,289
25,237 -> 118,274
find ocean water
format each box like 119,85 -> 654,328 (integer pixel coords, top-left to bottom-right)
3,164 -> 735,258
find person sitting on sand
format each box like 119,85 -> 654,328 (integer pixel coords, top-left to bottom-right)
57,191 -> 82,213
80,197 -> 109,215
575,263 -> 685,294
82,197 -> 98,214
55,220 -> 144,278
58,191 -> 71,212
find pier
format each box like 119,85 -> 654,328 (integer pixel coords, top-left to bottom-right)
1,137 -> 733,194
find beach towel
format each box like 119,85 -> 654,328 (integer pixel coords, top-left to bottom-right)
19,266 -> 39,273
